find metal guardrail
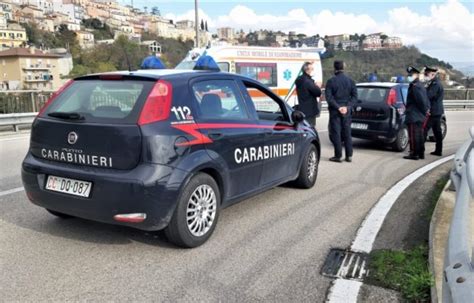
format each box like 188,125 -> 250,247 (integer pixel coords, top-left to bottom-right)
442,126 -> 474,303
0,100 -> 472,132
0,113 -> 38,132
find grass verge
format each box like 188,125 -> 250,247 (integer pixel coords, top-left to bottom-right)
368,246 -> 433,301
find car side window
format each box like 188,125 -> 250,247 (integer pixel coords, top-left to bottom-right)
243,81 -> 289,122
192,80 -> 249,121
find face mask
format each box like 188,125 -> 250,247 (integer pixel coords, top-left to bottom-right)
407,76 -> 415,82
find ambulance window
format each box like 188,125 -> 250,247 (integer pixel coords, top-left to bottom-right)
217,62 -> 229,72
243,81 -> 289,122
236,63 -> 277,87
192,80 -> 249,121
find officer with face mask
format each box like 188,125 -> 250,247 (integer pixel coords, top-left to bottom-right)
423,66 -> 445,156
404,66 -> 430,160
295,62 -> 322,127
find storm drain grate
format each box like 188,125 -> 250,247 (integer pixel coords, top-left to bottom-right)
321,249 -> 369,281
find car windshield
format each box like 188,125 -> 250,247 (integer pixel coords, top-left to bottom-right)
357,87 -> 389,103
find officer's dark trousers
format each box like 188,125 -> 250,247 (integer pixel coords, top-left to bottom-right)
407,122 -> 424,157
307,116 -> 316,127
424,115 -> 443,153
329,111 -> 352,158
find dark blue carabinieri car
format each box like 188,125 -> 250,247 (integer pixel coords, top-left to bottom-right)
22,70 -> 320,247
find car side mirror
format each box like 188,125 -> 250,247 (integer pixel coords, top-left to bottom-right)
291,110 -> 305,124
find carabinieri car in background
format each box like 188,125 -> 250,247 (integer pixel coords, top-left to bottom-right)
351,82 -> 447,151
22,70 -> 320,248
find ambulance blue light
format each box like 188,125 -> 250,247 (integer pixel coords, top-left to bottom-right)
193,55 -> 220,72
141,56 -> 166,69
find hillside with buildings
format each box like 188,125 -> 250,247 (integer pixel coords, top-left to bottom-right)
0,0 -> 467,91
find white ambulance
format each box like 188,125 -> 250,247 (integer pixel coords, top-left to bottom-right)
176,45 -> 324,106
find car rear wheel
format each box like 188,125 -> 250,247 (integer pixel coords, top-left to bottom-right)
392,126 -> 409,152
46,209 -> 74,218
428,119 -> 447,141
293,144 -> 319,188
165,173 -> 220,248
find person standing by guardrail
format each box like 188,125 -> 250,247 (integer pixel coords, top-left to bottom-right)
423,65 -> 445,156
404,66 -> 430,161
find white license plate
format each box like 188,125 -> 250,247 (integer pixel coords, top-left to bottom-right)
351,123 -> 369,130
45,176 -> 92,198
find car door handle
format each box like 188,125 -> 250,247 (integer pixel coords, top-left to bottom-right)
208,132 -> 224,140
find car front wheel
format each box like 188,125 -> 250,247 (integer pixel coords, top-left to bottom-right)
165,173 -> 220,248
293,144 -> 319,189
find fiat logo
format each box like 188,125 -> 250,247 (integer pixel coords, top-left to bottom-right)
67,132 -> 78,145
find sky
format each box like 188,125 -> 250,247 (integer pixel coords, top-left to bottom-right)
121,0 -> 474,64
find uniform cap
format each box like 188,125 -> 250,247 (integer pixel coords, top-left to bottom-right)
406,66 -> 420,74
424,65 -> 438,73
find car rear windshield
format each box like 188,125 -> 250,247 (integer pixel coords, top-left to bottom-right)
357,87 -> 389,103
43,80 -> 155,124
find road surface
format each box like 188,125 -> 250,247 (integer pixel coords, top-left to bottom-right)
1,111 -> 473,301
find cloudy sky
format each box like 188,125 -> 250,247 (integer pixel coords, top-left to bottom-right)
124,0 -> 474,63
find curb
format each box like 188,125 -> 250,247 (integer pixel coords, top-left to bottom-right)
429,180 -> 455,303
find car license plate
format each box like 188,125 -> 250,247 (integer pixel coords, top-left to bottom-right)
351,123 -> 368,130
45,176 -> 92,198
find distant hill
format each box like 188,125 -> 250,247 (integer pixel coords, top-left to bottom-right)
321,46 -> 465,83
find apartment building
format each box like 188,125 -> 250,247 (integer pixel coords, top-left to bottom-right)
0,23 -> 27,50
0,47 -> 62,90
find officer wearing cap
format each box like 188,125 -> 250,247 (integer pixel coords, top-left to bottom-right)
325,60 -> 357,163
423,66 -> 445,156
404,66 -> 430,160
295,62 -> 322,127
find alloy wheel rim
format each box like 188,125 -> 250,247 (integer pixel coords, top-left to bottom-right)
186,184 -> 217,237
401,128 -> 409,149
307,150 -> 317,180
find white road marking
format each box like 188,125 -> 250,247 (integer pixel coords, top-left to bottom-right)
0,187 -> 25,197
351,155 -> 454,253
327,155 -> 454,302
327,279 -> 362,303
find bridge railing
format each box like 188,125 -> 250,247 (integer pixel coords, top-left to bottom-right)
442,126 -> 474,303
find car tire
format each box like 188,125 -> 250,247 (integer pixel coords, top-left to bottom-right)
392,126 -> 409,152
165,173 -> 220,248
293,144 -> 319,189
46,209 -> 74,218
428,119 -> 447,141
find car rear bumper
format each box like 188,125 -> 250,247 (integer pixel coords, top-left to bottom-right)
21,153 -> 185,231
351,120 -> 399,143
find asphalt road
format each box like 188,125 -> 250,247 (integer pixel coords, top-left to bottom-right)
1,111 -> 473,302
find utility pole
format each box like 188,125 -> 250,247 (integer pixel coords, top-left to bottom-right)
194,0 -> 199,48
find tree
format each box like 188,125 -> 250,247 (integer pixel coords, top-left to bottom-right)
144,6 -> 148,14
200,19 -> 204,31
205,21 -> 208,32
380,34 -> 388,40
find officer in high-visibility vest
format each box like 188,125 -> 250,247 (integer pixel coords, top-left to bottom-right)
404,66 -> 430,160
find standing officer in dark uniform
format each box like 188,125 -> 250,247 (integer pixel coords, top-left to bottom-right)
325,60 -> 357,163
295,62 -> 322,127
423,66 -> 445,156
404,66 -> 430,160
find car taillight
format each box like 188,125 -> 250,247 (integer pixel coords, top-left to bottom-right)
38,79 -> 74,116
138,80 -> 173,125
387,88 -> 397,106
